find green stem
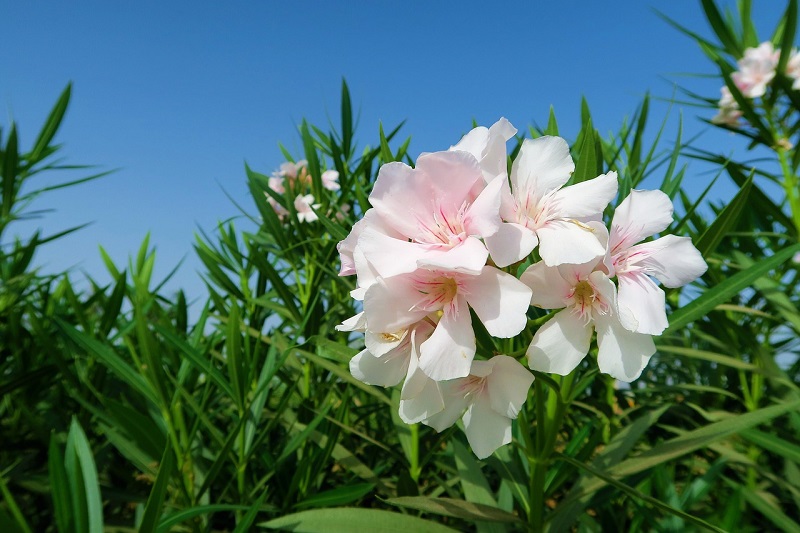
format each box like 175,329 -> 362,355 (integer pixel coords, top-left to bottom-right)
777,147 -> 800,236
409,423 -> 420,483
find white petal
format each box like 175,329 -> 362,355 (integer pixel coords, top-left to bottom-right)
521,261 -> 572,309
399,377 -> 444,424
463,399 -> 512,459
336,312 -> 366,332
527,310 -> 593,375
617,272 -> 668,335
416,150 -> 485,211
595,313 -> 656,382
511,136 -> 574,196
365,328 -> 407,357
463,266 -> 532,338
422,379 -> 471,431
609,189 -> 674,254
400,325 -> 435,399
418,297 -> 476,380
349,349 -> 408,387
639,235 -> 708,288
485,222 -> 539,268
537,219 -> 606,266
485,355 -> 534,418
552,172 -> 618,219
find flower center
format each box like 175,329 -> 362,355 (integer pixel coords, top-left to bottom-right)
413,274 -> 461,312
417,202 -> 469,246
458,374 -> 487,398
566,279 -> 608,323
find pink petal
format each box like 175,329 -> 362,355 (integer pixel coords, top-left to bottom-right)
362,275 -> 427,332
463,174 -> 504,237
416,236 -> 489,275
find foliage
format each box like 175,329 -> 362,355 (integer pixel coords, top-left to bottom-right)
1,1 -> 799,531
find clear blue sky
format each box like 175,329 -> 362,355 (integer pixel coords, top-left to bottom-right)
0,1 -> 787,307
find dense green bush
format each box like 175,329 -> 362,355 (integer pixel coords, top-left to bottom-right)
1,2 -> 799,531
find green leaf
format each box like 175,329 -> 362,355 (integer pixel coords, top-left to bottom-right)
156,505 -> 256,532
700,0 -> 741,55
48,435 -> 72,533
741,486 -> 800,533
740,428 -> 800,464
138,445 -> 176,533
664,243 -> 800,333
260,508 -> 460,532
2,125 -> 19,220
453,440 -> 506,533
341,78 -> 353,159
694,173 -> 753,257
295,483 -> 375,510
572,119 -> 602,184
544,107 -> 559,136
386,497 -> 521,523
66,419 -> 104,533
556,453 -> 725,532
30,84 -> 71,162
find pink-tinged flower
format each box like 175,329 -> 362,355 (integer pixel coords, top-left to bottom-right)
450,118 -> 517,183
787,49 -> 800,90
711,86 -> 743,126
521,255 -> 656,382
362,266 -> 532,380
606,190 -> 707,335
794,251 -> 800,264
484,136 -> 618,267
337,208 -> 405,277
732,42 -> 779,98
322,169 -> 340,191
422,355 -> 534,459
349,322 -> 444,424
294,194 -> 320,223
278,159 -> 308,179
357,150 -> 504,277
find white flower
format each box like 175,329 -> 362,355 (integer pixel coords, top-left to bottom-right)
787,49 -> 800,90
606,190 -> 707,335
484,136 -> 618,267
422,355 -> 534,459
294,194 -> 320,223
521,255 -> 657,382
361,265 -> 531,381
711,86 -> 743,126
322,169 -> 341,191
348,322 -> 445,424
450,117 -> 517,183
732,42 -> 779,98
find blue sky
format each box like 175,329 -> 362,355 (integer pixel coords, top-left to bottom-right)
0,1 -> 787,306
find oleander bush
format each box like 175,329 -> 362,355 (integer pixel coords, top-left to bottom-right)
1,1 -> 800,531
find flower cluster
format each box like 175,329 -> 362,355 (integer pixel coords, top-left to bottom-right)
266,159 -> 340,222
713,42 -> 800,126
337,119 -> 706,458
